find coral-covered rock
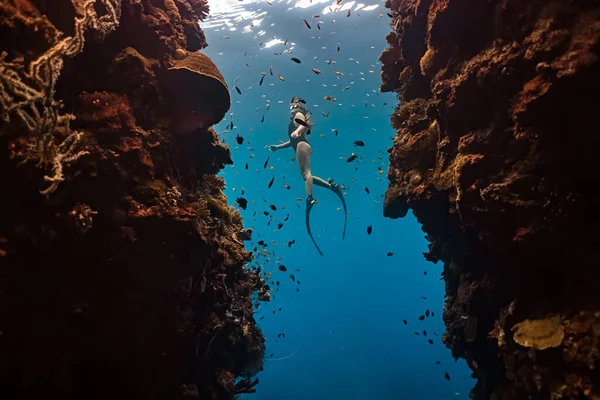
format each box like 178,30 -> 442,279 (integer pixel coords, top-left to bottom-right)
0,1 -> 265,399
381,0 -> 600,398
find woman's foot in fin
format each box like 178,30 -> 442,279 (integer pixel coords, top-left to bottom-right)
306,195 -> 316,212
331,183 -> 343,196
330,184 -> 348,240
305,196 -> 324,256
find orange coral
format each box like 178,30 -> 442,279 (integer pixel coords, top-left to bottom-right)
78,91 -> 136,135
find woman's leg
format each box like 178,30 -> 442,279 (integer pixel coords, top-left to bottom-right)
312,176 -> 332,189
296,142 -> 314,198
296,142 -> 347,240
296,142 -> 324,255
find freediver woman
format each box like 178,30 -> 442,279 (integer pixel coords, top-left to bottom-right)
266,97 -> 347,256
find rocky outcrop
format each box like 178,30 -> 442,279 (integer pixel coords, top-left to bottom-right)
0,1 -> 267,398
380,0 -> 600,398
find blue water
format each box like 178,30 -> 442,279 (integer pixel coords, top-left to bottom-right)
200,1 -> 474,398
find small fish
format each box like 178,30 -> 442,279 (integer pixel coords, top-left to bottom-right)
259,75 -> 265,85
321,111 -> 329,117
264,156 -> 270,169
235,86 -> 242,95
324,95 -> 331,101
343,85 -> 350,90
270,66 -> 273,76
312,68 -> 322,75
284,184 -> 290,190
284,38 -> 288,45
236,197 -> 248,210
270,205 -> 277,211
224,35 -> 231,39
263,211 -> 270,216
261,115 -> 265,122
291,57 -> 301,64
317,22 -> 322,29
354,140 -> 365,147
428,339 -> 434,345
419,315 -> 425,321
278,265 -> 287,272
236,134 -> 244,145
277,223 -> 283,229
268,177 -> 275,188
346,9 -> 351,17
245,163 -> 248,170
365,187 -> 370,194
301,18 -> 311,29
347,154 -> 358,163
284,214 -> 290,221
367,225 -> 372,235
288,239 -> 295,247
445,373 -> 451,381
278,74 -> 285,81
387,252 -> 393,257
403,319 -> 408,325
425,310 -> 430,317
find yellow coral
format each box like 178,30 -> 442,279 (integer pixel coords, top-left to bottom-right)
419,47 -> 437,77
512,315 -> 565,350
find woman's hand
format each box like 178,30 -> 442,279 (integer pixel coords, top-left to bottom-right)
268,145 -> 277,152
291,126 -> 306,139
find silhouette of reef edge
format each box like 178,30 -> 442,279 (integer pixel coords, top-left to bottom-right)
0,1 -> 268,399
381,0 -> 600,399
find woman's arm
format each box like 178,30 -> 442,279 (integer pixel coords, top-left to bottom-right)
268,141 -> 292,152
290,125 -> 307,139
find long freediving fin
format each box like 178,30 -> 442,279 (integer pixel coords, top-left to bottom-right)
305,196 -> 324,256
332,184 -> 347,240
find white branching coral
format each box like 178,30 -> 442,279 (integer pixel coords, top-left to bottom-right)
0,0 -> 122,195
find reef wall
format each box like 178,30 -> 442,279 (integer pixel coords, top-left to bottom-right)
0,1 -> 267,398
380,0 -> 600,398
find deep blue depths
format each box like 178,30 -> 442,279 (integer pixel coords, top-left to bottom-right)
200,1 -> 474,398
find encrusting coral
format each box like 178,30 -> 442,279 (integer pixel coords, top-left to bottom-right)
0,1 -> 267,399
512,316 -> 565,351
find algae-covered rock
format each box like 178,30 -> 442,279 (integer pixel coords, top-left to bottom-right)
512,316 -> 565,350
